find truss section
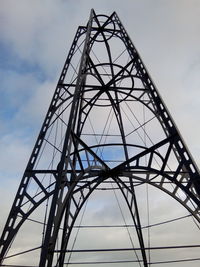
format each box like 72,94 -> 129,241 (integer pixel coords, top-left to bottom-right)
1,9 -> 200,267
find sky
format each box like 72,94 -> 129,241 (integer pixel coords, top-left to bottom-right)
1,0 -> 200,266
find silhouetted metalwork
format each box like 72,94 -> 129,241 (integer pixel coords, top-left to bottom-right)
1,9 -> 200,267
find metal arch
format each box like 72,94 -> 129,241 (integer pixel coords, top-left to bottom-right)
111,11 -> 200,200
42,144 -> 200,265
0,139 -> 108,264
41,173 -> 107,266
118,172 -> 200,222
113,11 -> 199,180
0,25 -> 87,262
110,136 -> 200,222
65,131 -> 200,250
1,9 -> 200,267
0,9 -> 95,263
91,17 -> 150,264
37,157 -> 200,266
39,10 -> 97,266
50,175 -> 148,267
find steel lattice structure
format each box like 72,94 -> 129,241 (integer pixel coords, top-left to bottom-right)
1,9 -> 200,267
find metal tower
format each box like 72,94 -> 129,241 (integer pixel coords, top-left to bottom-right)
1,9 -> 200,266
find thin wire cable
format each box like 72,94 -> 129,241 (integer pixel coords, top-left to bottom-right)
113,48 -> 128,64
65,198 -> 89,266
26,99 -> 64,212
97,109 -> 115,159
17,213 -> 193,230
87,110 -> 100,146
42,104 -> 61,250
143,94 -> 151,267
119,91 -> 199,226
2,255 -> 200,266
119,93 -> 163,169
111,180 -> 142,267
125,116 -> 156,138
1,246 -> 41,260
76,47 -> 200,265
63,256 -> 200,264
56,244 -> 200,253
93,34 -> 200,244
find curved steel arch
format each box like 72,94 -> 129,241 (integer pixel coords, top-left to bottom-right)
67,140 -> 200,221
1,9 -> 200,267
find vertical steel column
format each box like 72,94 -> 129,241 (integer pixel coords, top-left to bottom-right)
39,9 -> 94,267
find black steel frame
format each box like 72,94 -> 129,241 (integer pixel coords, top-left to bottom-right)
1,9 -> 200,267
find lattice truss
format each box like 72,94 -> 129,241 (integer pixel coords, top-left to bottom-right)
1,9 -> 200,267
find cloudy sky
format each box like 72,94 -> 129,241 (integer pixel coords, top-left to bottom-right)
0,0 -> 200,266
